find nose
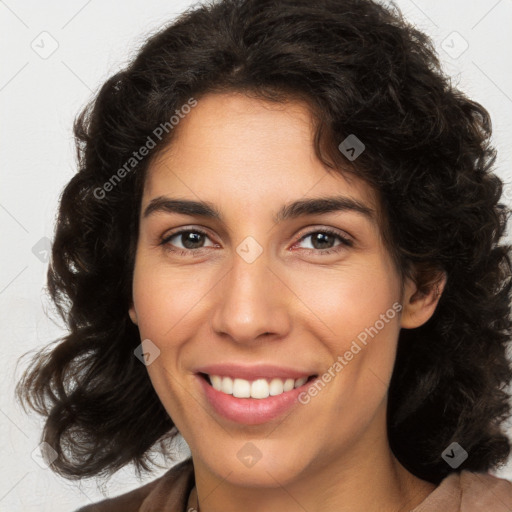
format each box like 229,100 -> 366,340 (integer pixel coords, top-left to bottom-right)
210,246 -> 292,345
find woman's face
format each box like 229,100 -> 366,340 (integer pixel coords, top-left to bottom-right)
129,92 -> 432,488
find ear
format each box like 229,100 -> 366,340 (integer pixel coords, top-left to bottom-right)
129,303 -> 138,325
400,270 -> 446,329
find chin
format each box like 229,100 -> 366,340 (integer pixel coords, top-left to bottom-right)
197,444 -> 313,488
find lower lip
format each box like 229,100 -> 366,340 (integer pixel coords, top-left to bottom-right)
197,374 -> 317,425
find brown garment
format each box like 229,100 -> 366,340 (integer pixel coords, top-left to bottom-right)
75,457 -> 512,511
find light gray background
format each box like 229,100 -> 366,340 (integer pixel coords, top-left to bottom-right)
1,0 -> 511,510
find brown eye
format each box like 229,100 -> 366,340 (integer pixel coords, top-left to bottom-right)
295,229 -> 353,255
160,228 -> 215,253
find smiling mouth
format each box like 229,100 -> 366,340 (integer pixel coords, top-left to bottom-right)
198,372 -> 318,399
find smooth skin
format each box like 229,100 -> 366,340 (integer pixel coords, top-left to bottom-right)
129,92 -> 446,512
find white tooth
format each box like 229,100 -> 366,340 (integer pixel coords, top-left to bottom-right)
251,379 -> 270,399
283,378 -> 295,392
233,378 -> 251,398
211,375 -> 306,398
221,376 -> 233,394
269,378 -> 284,396
294,377 -> 307,388
210,375 -> 222,391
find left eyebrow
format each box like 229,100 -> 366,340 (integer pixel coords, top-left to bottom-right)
273,195 -> 375,224
143,195 -> 375,224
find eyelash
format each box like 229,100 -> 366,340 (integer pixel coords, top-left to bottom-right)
159,227 -> 353,257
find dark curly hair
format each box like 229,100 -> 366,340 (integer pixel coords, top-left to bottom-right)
15,0 -> 512,485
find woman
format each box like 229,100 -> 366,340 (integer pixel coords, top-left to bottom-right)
16,0 -> 512,510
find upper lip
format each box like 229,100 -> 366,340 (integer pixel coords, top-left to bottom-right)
194,363 -> 317,381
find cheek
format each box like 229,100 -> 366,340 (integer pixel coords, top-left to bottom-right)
315,316 -> 400,439
131,262 -> 202,426
291,261 -> 400,342
131,260 -> 210,339
293,261 -> 401,406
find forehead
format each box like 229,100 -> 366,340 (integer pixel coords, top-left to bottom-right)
143,92 -> 379,219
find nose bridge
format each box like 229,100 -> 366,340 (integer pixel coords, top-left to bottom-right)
211,239 -> 291,343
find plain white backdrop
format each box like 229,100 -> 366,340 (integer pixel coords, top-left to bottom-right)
1,0 -> 512,510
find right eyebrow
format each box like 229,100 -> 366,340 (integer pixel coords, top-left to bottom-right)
143,197 -> 222,220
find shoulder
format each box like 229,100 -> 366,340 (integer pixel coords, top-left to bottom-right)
412,470 -> 512,512
72,458 -> 195,512
458,470 -> 512,511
